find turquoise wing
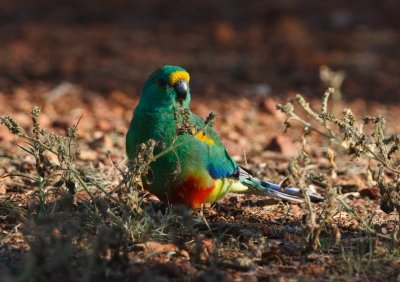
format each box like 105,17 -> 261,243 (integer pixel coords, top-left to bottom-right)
190,113 -> 239,179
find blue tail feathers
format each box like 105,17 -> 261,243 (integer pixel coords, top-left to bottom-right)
240,177 -> 324,203
259,180 -> 324,203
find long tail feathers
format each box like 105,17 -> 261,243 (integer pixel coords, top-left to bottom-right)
240,177 -> 324,203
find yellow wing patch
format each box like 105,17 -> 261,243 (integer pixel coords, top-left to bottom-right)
195,131 -> 215,145
169,70 -> 190,85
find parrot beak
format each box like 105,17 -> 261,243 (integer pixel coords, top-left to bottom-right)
175,80 -> 188,102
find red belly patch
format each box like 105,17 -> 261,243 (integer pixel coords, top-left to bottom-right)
167,175 -> 214,208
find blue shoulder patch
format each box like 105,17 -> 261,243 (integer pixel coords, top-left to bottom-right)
208,163 -> 239,179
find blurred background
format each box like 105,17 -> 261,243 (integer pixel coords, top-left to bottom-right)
1,0 -> 400,156
0,0 -> 399,101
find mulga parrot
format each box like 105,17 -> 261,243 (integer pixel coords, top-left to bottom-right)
126,66 -> 322,208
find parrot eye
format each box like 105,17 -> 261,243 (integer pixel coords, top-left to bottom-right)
158,79 -> 170,88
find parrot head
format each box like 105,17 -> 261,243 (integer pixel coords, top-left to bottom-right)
138,65 -> 191,111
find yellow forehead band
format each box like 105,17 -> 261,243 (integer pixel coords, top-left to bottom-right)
168,70 -> 190,85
